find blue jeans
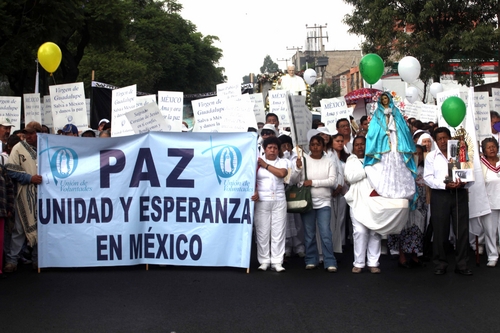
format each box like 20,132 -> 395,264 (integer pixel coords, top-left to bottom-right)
301,206 -> 337,268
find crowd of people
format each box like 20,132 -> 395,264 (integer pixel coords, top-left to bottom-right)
252,96 -> 500,276
1,99 -> 500,278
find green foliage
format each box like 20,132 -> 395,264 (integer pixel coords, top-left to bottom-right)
343,0 -> 499,88
260,55 -> 280,74
0,0 -> 225,96
311,83 -> 340,107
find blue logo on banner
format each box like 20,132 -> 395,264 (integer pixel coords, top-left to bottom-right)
202,137 -> 242,184
40,146 -> 79,185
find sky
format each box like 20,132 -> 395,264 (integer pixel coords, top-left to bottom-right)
180,0 -> 364,83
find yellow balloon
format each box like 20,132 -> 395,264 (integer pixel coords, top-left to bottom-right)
37,42 -> 62,73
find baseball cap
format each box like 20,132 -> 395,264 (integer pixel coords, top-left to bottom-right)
22,121 -> 43,133
62,124 -> 79,135
0,117 -> 14,127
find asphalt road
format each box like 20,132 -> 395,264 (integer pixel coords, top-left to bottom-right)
1,245 -> 499,333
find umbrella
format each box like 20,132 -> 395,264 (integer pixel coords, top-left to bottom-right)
344,88 -> 382,105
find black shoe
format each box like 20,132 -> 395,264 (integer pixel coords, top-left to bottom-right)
454,268 -> 473,276
398,261 -> 411,269
410,259 -> 425,268
434,268 -> 447,275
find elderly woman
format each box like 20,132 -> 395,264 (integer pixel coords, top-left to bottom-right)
417,133 -> 435,152
251,136 -> 288,272
291,135 -> 338,272
479,137 -> 500,267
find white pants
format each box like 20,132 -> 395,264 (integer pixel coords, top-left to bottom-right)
351,211 -> 381,268
477,211 -> 500,262
254,200 -> 287,265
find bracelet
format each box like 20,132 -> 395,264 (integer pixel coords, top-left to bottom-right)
266,164 -> 269,170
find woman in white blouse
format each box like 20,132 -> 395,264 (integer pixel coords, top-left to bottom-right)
252,136 -> 288,272
480,137 -> 500,267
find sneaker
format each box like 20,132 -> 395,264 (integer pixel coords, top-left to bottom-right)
297,252 -> 306,258
4,263 -> 17,273
258,264 -> 269,271
271,264 -> 285,272
305,264 -> 316,270
487,260 -> 497,267
352,267 -> 362,274
369,266 -> 381,274
327,266 -> 337,273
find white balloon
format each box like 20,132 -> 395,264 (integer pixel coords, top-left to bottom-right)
303,68 -> 317,85
430,82 -> 444,98
398,56 -> 421,83
406,86 -> 419,104
370,79 -> 383,90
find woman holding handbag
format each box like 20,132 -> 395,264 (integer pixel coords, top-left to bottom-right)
290,135 -> 338,272
252,136 -> 289,272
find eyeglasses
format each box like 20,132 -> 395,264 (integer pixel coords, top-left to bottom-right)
261,130 -> 274,136
338,124 -> 350,129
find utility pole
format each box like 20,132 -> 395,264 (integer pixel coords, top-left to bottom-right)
287,46 -> 303,71
305,24 -> 328,54
276,58 -> 290,70
306,24 -> 329,83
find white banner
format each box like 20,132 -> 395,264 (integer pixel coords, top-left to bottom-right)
37,132 -> 257,268
136,95 -> 157,108
23,93 -> 42,124
49,82 -> 88,133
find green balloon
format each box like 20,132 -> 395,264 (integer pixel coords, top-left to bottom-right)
441,96 -> 466,127
359,53 -> 384,84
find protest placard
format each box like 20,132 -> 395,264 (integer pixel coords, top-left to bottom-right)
0,96 -> 21,129
49,82 -> 88,132
217,82 -> 241,100
268,90 -> 291,127
192,96 -> 224,132
125,102 -> 168,134
320,97 -> 350,133
42,95 -> 53,131
111,84 -> 137,137
23,93 -> 42,124
158,91 -> 183,132
249,93 -> 266,124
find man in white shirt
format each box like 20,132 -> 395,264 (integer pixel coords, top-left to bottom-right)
423,127 -> 472,276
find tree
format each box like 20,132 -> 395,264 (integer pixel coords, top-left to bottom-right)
0,0 -> 225,96
0,0 -> 129,96
343,0 -> 499,91
260,55 -> 280,74
311,83 -> 340,107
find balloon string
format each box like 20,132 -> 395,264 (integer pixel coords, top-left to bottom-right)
51,74 -> 57,85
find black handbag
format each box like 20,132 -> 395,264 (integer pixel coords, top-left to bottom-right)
285,157 -> 312,213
